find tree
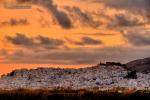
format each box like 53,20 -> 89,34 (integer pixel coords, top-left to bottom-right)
125,70 -> 137,79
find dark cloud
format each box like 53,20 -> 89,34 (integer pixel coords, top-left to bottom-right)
6,33 -> 65,49
92,0 -> 148,9
2,32 -> 150,64
97,0 -> 150,20
16,0 -> 31,3
109,14 -> 146,28
145,1 -> 150,18
50,9 -> 72,29
66,37 -> 103,46
122,32 -> 150,46
65,6 -> 100,28
3,46 -> 150,64
114,14 -> 141,27
6,33 -> 35,47
78,37 -> 103,45
0,18 -> 29,27
16,0 -> 72,29
87,0 -> 150,24
37,35 -> 65,49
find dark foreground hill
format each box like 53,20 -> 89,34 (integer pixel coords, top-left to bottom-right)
0,89 -> 150,100
127,57 -> 150,74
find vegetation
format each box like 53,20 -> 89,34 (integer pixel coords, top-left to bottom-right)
125,70 -> 137,79
0,88 -> 149,100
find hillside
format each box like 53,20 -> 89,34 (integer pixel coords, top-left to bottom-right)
127,57 -> 150,74
0,63 -> 150,90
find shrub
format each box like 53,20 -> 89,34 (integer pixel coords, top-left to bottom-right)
125,70 -> 137,79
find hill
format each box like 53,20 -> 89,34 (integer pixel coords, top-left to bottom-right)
0,63 -> 150,90
127,57 -> 150,74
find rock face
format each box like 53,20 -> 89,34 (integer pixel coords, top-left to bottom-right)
127,57 -> 150,73
0,64 -> 150,90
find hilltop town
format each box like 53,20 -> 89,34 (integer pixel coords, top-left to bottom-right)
0,60 -> 150,90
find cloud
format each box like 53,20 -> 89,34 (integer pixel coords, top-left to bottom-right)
92,0 -> 150,20
65,6 -> 100,28
0,49 -> 8,56
2,33 -> 150,64
16,0 -> 32,2
66,37 -> 103,46
37,35 -> 65,49
0,18 -> 29,27
2,46 -> 150,64
80,33 -> 115,36
77,37 -> 103,45
16,0 -> 72,29
84,0 -> 150,26
6,33 -> 35,47
111,14 -> 144,27
92,0 -> 148,9
122,30 -> 150,46
6,33 -> 103,50
5,33 -> 65,49
0,47 -> 117,64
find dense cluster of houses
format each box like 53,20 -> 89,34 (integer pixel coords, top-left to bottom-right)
0,63 -> 150,90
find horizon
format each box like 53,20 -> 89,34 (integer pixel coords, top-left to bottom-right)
0,0 -> 150,74
0,64 -> 92,75
0,57 -> 147,75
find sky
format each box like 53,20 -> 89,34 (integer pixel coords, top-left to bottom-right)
0,0 -> 150,73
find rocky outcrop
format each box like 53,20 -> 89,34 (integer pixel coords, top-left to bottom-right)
127,57 -> 150,73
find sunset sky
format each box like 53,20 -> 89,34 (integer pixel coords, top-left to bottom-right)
0,0 -> 150,74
